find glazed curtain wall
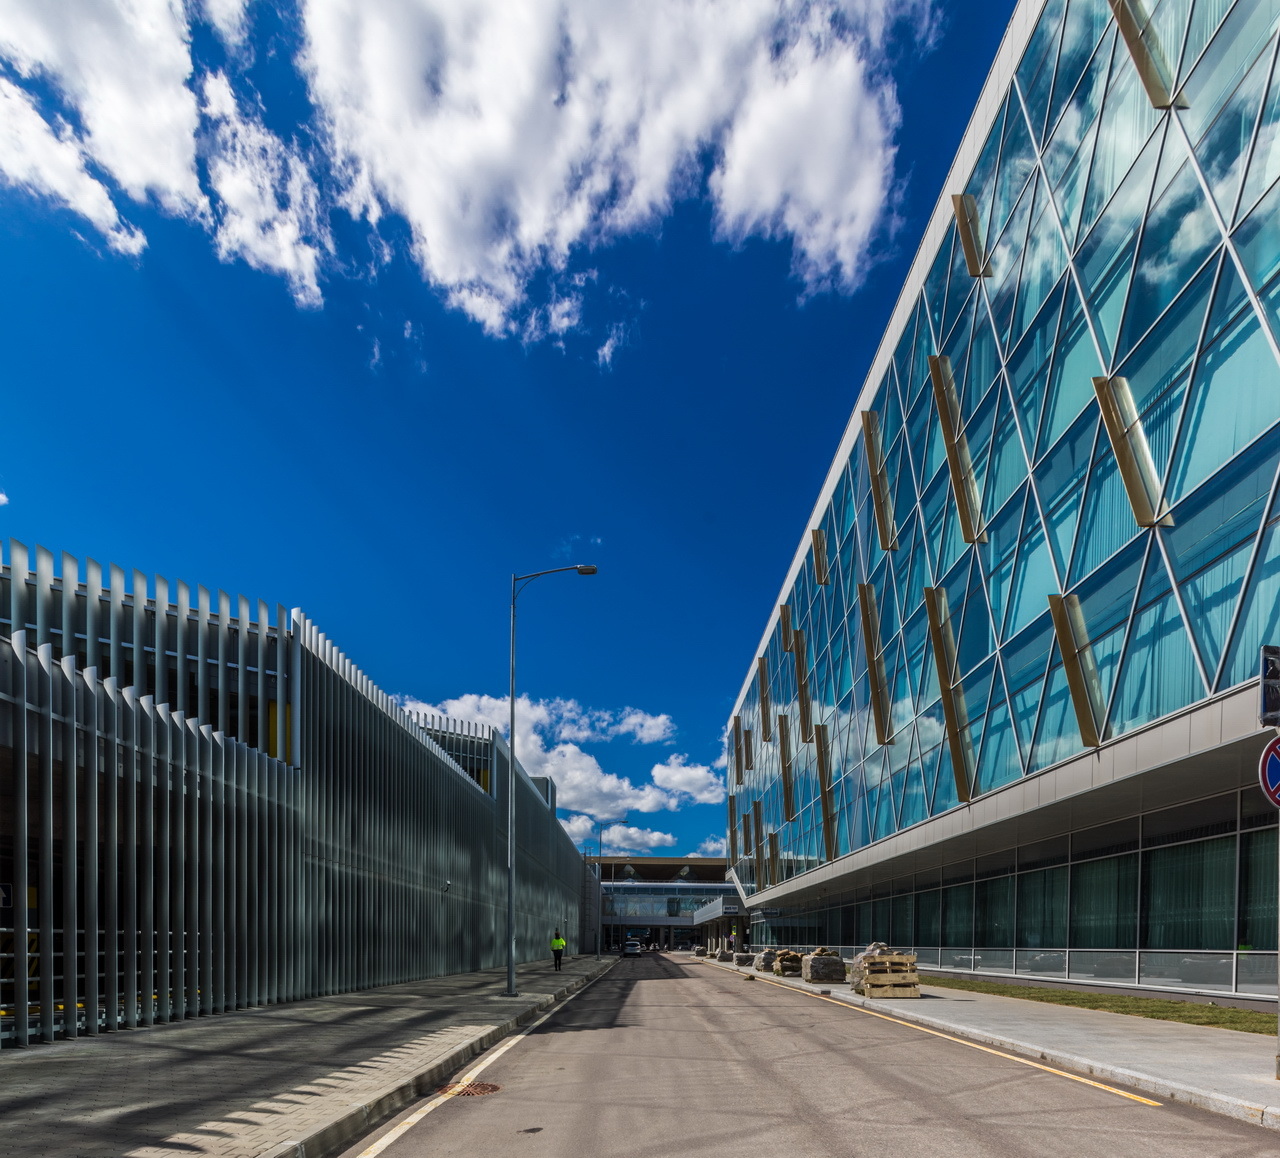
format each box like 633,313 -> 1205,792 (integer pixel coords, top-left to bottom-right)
0,545 -> 585,1047
749,789 -> 1279,996
728,0 -> 1280,894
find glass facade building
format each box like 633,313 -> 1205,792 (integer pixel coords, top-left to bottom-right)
726,0 -> 1280,998
0,542 -> 588,1047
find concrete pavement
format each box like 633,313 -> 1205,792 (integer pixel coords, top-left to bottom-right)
337,952 -> 1276,1158
0,955 -> 613,1158
704,957 -> 1280,1129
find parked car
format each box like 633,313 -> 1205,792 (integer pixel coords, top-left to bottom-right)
622,940 -> 643,957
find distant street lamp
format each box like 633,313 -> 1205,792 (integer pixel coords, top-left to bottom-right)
506,564 -> 597,997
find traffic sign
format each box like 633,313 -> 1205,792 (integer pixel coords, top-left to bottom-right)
1259,734 -> 1280,810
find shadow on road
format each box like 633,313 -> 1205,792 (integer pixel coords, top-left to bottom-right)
532,953 -> 692,1037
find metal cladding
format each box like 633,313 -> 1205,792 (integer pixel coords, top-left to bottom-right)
0,541 -> 585,1047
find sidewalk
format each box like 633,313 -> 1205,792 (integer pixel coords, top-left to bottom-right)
0,956 -> 614,1158
700,957 -> 1280,1129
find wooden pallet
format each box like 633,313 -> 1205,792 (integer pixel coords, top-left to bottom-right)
855,952 -> 919,998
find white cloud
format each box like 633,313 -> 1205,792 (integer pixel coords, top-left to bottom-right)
0,0 -> 204,214
202,0 -> 251,46
403,691 -> 712,820
0,492 -> 9,506
300,0 -> 930,331
0,78 -> 145,254
602,824 -> 677,854
559,813 -> 597,843
695,835 -> 727,857
201,73 -> 328,306
650,754 -> 725,805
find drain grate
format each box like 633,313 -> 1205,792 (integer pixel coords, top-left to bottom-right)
439,1082 -> 501,1097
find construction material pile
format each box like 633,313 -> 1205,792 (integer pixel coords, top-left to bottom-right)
849,942 -> 919,998
753,949 -> 778,972
772,950 -> 803,976
801,947 -> 847,983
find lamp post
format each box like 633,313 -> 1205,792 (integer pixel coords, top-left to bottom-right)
506,563 -> 597,997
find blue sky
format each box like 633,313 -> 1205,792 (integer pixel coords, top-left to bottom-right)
1,0 -> 1013,857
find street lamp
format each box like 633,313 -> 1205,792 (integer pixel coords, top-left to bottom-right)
506,563 -> 597,997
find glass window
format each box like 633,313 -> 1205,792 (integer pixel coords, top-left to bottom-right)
941,882 -> 974,947
1016,865 -> 1068,947
915,888 -> 941,946
974,875 -> 1015,946
1141,835 -> 1236,950
1178,1 -> 1280,143
1239,826 -> 1278,950
1070,852 -> 1138,947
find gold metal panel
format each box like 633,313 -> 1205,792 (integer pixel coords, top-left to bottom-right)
728,795 -> 738,862
1093,376 -> 1173,527
732,715 -> 744,785
777,713 -> 796,821
924,586 -> 973,803
811,527 -> 831,585
1047,593 -> 1105,748
1108,0 -> 1184,109
780,604 -> 794,652
857,583 -> 894,745
793,628 -> 814,742
951,193 -> 991,277
757,658 -> 773,742
743,727 -> 754,770
929,355 -> 987,544
861,410 -> 899,551
768,831 -> 780,886
814,723 -> 837,863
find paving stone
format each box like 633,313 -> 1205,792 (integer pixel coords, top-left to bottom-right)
0,957 -> 608,1158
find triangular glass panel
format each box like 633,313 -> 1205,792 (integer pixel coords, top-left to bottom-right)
1233,173 -> 1280,301
1072,533 -> 1146,637
1006,277 -> 1066,445
1168,266 -> 1280,504
1238,47 -> 1280,223
879,365 -> 905,452
899,763 -> 930,830
986,175 -> 1037,351
966,91 -> 1009,242
925,225 -> 956,342
1036,279 -> 1103,458
963,378 -> 1000,512
1045,0 -> 1114,145
957,557 -> 996,676
1168,422 -> 1280,680
1116,253 -> 1217,420
1078,52 -> 1162,242
1193,42 -> 1272,223
992,88 -> 1038,244
1002,613 -> 1055,764
963,298 -> 1001,417
1070,424 -> 1142,584
892,300 -> 924,411
1146,0 -> 1194,88
1009,193 -> 1069,352
920,470 -> 949,579
907,296 -> 937,411
936,482 -> 967,580
942,287 -> 976,413
979,480 -> 1027,636
1110,548 -> 1207,734
873,774 -> 899,841
1117,142 -> 1223,363
1178,3 -> 1280,144
931,744 -> 962,816
1006,500 -> 1059,639
974,692 -> 1022,794
890,645 -> 916,745
1029,642 -> 1085,772
1050,118 -> 1099,251
1221,498 -> 1280,691
906,385 -> 945,494
983,381 -> 1030,522
902,605 -> 931,708
1034,407 -> 1096,578
960,659 -> 997,759
1016,0 -> 1067,145
916,697 -> 947,764
942,239 -> 976,343
939,551 -> 974,678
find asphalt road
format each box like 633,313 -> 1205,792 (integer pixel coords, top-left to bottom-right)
339,954 -> 1276,1157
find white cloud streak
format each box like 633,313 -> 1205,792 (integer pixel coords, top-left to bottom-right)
602,824 -> 677,854
404,691 -> 712,821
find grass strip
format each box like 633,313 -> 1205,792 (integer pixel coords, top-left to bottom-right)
920,974 -> 1278,1035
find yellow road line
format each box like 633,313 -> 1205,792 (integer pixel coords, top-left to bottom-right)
711,962 -> 1162,1108
354,974 -> 602,1157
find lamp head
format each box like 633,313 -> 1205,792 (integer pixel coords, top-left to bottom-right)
576,564 -> 598,575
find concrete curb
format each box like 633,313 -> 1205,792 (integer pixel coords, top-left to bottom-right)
698,959 -> 1280,1131
258,959 -> 617,1158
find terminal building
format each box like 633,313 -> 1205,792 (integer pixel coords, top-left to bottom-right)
726,0 -> 1280,1000
592,856 -> 733,950
0,542 -> 588,1047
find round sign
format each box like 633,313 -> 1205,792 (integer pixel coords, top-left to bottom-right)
1259,734 -> 1280,809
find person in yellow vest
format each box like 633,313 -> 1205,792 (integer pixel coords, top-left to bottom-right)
550,930 -> 566,971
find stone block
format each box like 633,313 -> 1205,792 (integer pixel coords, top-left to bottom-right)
801,953 -> 847,983
693,946 -> 707,957
715,949 -> 734,962
734,952 -> 754,966
753,950 -> 777,972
